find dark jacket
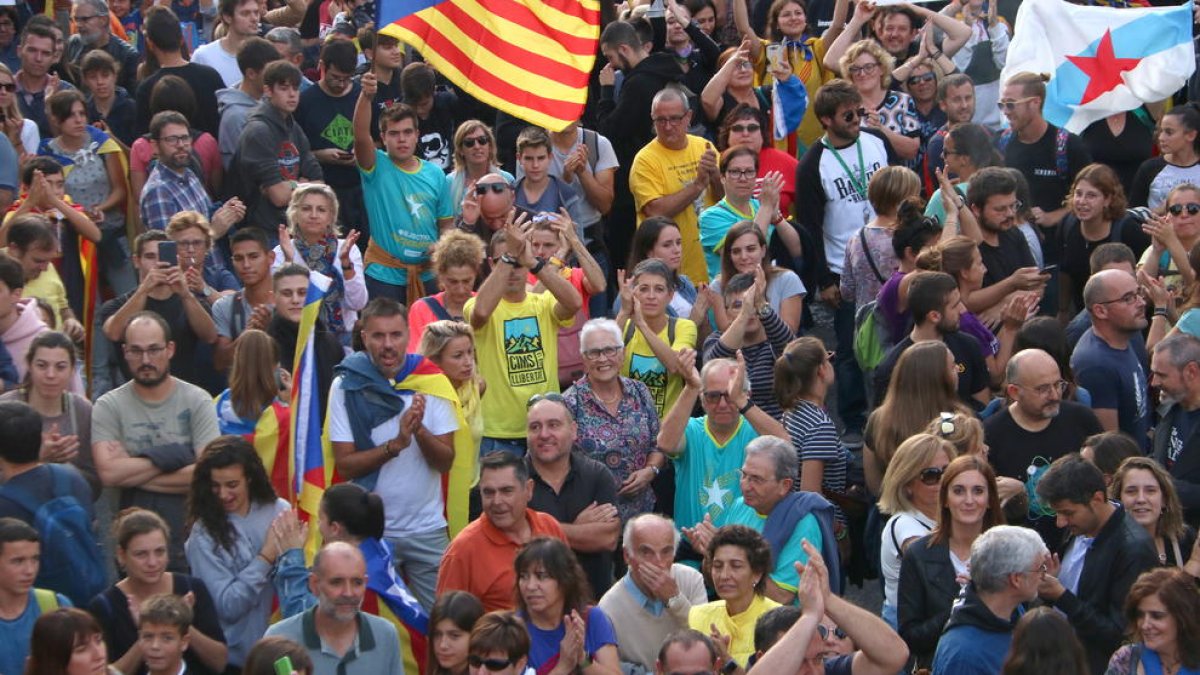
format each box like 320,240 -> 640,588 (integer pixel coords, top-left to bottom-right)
897,534 -> 962,667
1152,403 -> 1200,526
1047,505 -> 1158,675
67,34 -> 141,94
230,100 -> 324,232
595,52 -> 682,180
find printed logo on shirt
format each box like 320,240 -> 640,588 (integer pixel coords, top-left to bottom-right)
831,161 -> 884,201
419,131 -> 451,170
628,354 -> 667,410
503,316 -> 547,387
278,141 -> 301,181
320,113 -> 354,149
1169,426 -> 1184,468
700,470 -> 738,519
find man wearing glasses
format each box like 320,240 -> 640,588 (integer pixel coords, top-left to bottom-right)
983,348 -> 1102,547
67,0 -> 139,92
141,111 -> 247,234
1071,268 -> 1151,449
93,310 -> 221,572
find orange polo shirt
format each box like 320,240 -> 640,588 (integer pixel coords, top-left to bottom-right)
436,508 -> 567,612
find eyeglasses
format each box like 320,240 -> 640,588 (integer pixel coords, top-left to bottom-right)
1168,202 -> 1200,216
817,625 -> 848,640
847,62 -> 879,76
841,107 -> 867,123
1024,562 -> 1049,578
997,97 -> 1038,111
936,411 -> 956,437
527,392 -> 567,408
74,13 -> 103,21
990,200 -> 1024,214
702,390 -> 732,404
1016,379 -> 1069,397
652,113 -> 688,126
125,345 -> 167,360
157,134 -> 191,146
730,123 -> 761,134
734,60 -> 753,71
324,71 -> 353,87
738,469 -> 775,486
725,168 -> 756,180
467,655 -> 516,672
906,72 -> 936,86
1097,288 -> 1146,306
475,182 -> 509,195
462,135 -> 490,149
0,82 -> 14,92
582,345 -> 621,360
918,466 -> 945,486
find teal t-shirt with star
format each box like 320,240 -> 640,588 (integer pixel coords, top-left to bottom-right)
671,416 -> 758,537
359,150 -> 452,286
718,497 -> 821,594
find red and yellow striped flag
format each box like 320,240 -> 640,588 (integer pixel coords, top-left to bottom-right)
377,0 -> 600,131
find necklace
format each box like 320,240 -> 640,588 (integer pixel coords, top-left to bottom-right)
595,387 -> 622,406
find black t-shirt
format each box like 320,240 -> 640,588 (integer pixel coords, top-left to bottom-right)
873,332 -> 989,409
1002,123 -> 1092,213
412,90 -> 458,172
368,71 -> 405,144
980,228 -> 1036,289
295,82 -> 363,189
1054,214 -> 1150,313
107,291 -> 208,387
134,62 -> 226,138
1080,111 -> 1154,195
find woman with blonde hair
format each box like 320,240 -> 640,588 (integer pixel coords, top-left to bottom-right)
864,341 -> 969,495
418,320 -> 484,451
274,182 -> 367,346
1111,456 -> 1198,568
877,433 -> 953,630
407,230 -> 485,350
0,62 -> 37,154
448,120 -> 513,216
829,37 -> 921,160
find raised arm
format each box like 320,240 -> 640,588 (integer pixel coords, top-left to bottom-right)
353,72 -> 379,172
732,0 -> 763,61
823,0 -> 874,74
657,348 -> 701,455
912,3 -> 971,58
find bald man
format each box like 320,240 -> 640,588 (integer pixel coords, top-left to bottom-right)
984,348 -> 1102,549
1071,269 -> 1151,449
266,542 -> 404,674
457,172 -> 516,244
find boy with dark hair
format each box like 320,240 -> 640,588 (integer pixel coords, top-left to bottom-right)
138,594 -> 194,675
231,60 -> 324,242
81,50 -> 136,146
512,127 -> 582,226
217,36 -> 282,169
0,517 -> 72,675
193,0 -> 262,85
212,228 -> 275,370
359,28 -> 405,145
14,20 -> 74,136
400,61 -> 458,171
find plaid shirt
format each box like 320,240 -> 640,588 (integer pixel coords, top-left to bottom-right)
139,162 -> 211,231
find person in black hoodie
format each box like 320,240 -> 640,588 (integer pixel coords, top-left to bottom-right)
1150,333 -> 1200,527
931,525 -> 1048,675
267,264 -> 344,423
1035,454 -> 1158,675
596,19 -> 682,275
230,61 -> 323,240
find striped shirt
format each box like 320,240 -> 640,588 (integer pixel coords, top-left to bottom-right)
703,307 -> 793,421
784,400 -> 851,524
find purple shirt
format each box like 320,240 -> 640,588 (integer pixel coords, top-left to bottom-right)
959,311 -> 1000,357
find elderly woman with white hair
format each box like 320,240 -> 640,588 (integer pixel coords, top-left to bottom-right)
563,318 -> 667,521
274,183 -> 367,346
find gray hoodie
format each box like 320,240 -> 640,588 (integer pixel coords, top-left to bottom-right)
230,100 -> 323,233
216,87 -> 260,169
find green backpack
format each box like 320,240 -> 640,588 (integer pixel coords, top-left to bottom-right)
854,300 -> 890,371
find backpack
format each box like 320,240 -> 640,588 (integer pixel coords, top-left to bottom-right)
852,229 -> 892,371
623,317 -> 678,347
998,126 -> 1070,178
0,465 -> 105,607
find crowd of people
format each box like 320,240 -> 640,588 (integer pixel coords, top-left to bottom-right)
2,0 -> 1200,673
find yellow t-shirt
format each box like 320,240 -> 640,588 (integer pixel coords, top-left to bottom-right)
23,265 -> 67,329
688,595 -> 782,667
754,36 -> 831,149
631,135 -> 717,284
465,291 -> 574,439
620,317 -> 698,417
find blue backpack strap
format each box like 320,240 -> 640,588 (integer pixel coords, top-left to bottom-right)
1055,127 -> 1070,178
998,128 -> 1013,151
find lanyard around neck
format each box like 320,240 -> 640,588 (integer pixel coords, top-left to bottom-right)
823,136 -> 867,199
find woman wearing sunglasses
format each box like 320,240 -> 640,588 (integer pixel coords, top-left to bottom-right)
1140,183 -> 1200,294
514,538 -> 621,675
897,454 -> 1002,669
448,120 -> 513,217
466,611 -> 532,675
877,433 -> 954,631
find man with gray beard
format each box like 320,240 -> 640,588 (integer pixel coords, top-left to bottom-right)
983,348 -> 1102,550
1150,333 -> 1200,525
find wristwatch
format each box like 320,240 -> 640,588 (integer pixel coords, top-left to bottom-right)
721,658 -> 739,675
738,401 -> 754,415
529,257 -> 548,275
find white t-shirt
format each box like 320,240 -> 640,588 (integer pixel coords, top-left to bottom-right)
192,41 -> 242,87
881,510 -> 936,609
328,377 -> 459,538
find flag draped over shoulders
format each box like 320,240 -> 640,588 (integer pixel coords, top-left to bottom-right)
360,537 -> 430,675
1001,0 -> 1195,133
376,0 -> 600,130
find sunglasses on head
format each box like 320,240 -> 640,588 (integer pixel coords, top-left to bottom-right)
1168,202 -> 1200,216
475,182 -> 509,195
468,655 -> 516,671
841,107 -> 867,123
817,625 -> 848,640
919,466 -> 945,486
462,135 -> 490,149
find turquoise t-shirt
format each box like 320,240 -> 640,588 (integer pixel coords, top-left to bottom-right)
1178,308 -> 1200,338
359,151 -> 452,285
925,180 -> 969,228
698,199 -> 775,281
672,416 -> 758,536
719,497 -> 820,594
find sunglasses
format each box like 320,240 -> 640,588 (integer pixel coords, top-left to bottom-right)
702,391 -> 732,404
527,392 -> 567,408
730,123 -> 761,134
841,107 -> 867,123
0,82 -> 14,92
996,97 -> 1037,111
1168,202 -> 1200,216
817,625 -> 848,640
467,655 -> 515,671
462,135 -> 490,149
918,466 -> 945,486
906,72 -> 936,86
475,182 -> 509,195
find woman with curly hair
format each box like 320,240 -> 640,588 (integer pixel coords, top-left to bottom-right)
689,525 -> 780,668
184,436 -> 300,670
407,230 -> 485,350
1105,568 -> 1200,675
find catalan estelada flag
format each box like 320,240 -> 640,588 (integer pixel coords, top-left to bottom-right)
377,0 -> 600,130
360,538 -> 430,675
216,391 -> 292,498
288,271 -> 337,558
